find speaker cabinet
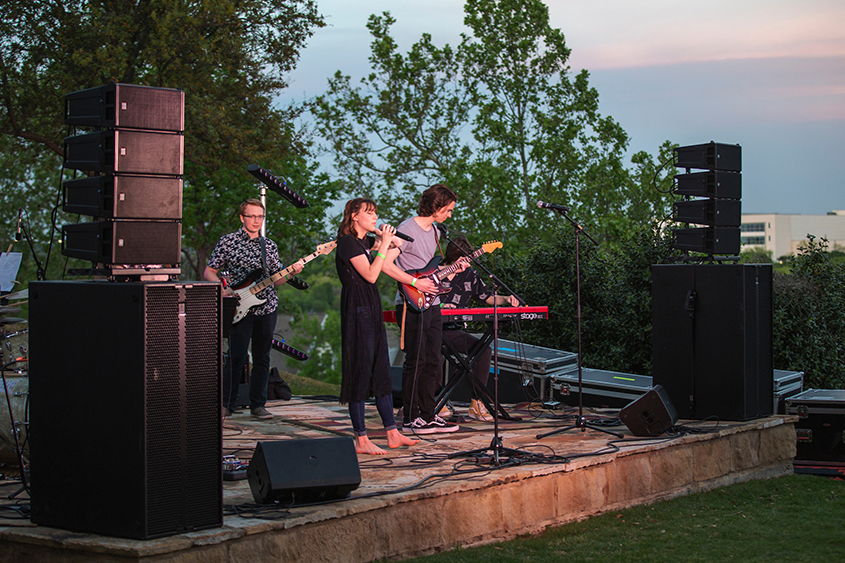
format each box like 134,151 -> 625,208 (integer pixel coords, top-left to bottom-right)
674,171 -> 741,199
248,438 -> 361,505
652,264 -> 773,421
28,281 -> 222,539
620,385 -> 678,436
672,227 -> 741,255
63,129 -> 184,175
65,83 -> 185,132
63,174 -> 183,219
674,142 -> 741,172
672,199 -> 741,226
62,220 -> 181,265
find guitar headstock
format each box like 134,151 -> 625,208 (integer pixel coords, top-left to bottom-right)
481,240 -> 503,253
316,240 -> 338,255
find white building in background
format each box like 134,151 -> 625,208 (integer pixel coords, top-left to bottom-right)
740,210 -> 845,260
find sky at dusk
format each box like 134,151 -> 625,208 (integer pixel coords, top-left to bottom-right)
283,0 -> 845,216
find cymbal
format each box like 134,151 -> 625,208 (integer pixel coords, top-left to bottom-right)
0,317 -> 27,325
0,306 -> 21,314
1,288 -> 28,301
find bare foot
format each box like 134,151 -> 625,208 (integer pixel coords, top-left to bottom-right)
355,435 -> 388,455
387,428 -> 420,449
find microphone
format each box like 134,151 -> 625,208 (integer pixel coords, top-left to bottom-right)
435,223 -> 448,234
537,200 -> 570,212
247,164 -> 309,208
377,224 -> 414,243
15,208 -> 23,241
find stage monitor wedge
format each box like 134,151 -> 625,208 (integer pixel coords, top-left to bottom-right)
248,438 -> 361,505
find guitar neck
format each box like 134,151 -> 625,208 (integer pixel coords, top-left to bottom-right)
250,247 -> 324,293
436,247 -> 486,278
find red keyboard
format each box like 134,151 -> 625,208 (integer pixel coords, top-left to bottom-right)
383,306 -> 548,323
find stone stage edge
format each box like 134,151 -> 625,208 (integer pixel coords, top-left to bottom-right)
0,397 -> 797,563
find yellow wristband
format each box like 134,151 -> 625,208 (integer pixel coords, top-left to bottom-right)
376,252 -> 386,260
410,278 -> 417,287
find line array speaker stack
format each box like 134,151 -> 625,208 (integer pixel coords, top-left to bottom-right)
652,263 -> 773,421
672,142 -> 742,256
62,83 -> 185,279
28,281 -> 223,539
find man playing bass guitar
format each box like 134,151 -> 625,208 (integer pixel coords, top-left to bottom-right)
203,198 -> 304,420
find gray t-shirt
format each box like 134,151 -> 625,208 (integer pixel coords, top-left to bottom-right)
394,217 -> 442,305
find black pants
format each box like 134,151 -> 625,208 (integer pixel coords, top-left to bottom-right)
397,303 -> 442,423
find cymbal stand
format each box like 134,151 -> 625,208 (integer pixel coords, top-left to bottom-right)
537,209 -> 621,440
2,360 -> 29,498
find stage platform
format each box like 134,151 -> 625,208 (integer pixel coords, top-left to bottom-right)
0,398 -> 797,563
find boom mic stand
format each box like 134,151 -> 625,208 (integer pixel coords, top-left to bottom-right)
537,209 -> 621,440
438,228 -> 529,465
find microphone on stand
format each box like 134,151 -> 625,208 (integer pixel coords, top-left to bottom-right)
435,223 -> 448,234
536,201 -> 570,212
15,208 -> 23,241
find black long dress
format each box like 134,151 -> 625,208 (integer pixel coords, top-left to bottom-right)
336,234 -> 392,404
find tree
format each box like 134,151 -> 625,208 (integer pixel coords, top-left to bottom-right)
0,0 -> 337,281
311,0 -> 662,248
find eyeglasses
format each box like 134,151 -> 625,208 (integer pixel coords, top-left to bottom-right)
242,214 -> 265,220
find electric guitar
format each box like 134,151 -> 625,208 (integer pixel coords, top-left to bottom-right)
399,240 -> 503,312
229,240 -> 337,324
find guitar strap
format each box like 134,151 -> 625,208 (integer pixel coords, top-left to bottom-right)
258,236 -> 270,276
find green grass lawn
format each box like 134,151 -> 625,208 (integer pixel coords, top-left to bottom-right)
285,371 -> 341,397
398,473 -> 844,563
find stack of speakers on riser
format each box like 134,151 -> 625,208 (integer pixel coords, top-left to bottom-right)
672,142 -> 742,255
61,83 -> 184,276
29,281 -> 223,539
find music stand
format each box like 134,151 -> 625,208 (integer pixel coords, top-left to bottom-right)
536,209 -> 622,440
436,227 -> 530,465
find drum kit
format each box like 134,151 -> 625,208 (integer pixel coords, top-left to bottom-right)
1,288 -> 29,464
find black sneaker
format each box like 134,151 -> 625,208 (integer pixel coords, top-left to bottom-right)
402,417 -> 437,435
429,415 -> 460,432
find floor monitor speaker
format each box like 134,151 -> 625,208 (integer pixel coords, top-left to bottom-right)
248,438 -> 361,505
620,385 -> 678,436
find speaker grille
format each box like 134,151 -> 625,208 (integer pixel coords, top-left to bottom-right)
184,285 -> 223,528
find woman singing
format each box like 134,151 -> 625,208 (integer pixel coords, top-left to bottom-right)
336,198 -> 420,454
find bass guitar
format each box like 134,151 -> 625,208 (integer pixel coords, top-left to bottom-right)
399,240 -> 502,312
230,240 -> 337,324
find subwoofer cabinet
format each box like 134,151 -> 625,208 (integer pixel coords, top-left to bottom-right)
28,281 -> 222,539
651,264 -> 773,421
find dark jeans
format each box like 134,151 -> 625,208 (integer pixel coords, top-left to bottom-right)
442,329 -> 492,397
223,310 -> 277,410
397,303 -> 442,423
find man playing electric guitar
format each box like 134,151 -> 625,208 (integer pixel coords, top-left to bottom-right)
381,184 -> 468,434
203,198 -> 304,420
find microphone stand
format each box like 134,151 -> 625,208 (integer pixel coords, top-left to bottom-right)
536,209 -> 621,440
438,229 -> 529,465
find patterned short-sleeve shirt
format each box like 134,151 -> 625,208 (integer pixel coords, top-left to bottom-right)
207,227 -> 283,316
442,268 -> 494,330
